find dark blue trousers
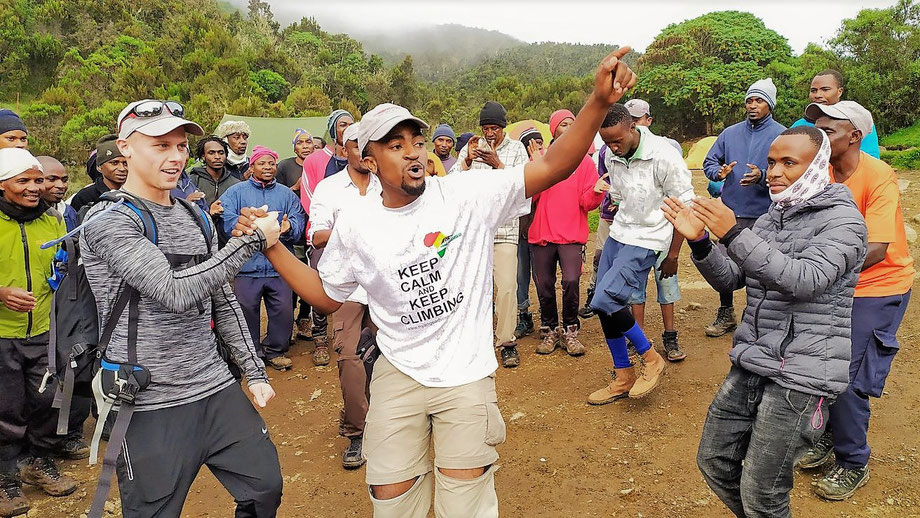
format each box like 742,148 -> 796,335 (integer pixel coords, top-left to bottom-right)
234,276 -> 294,360
829,291 -> 911,468
516,238 -> 533,312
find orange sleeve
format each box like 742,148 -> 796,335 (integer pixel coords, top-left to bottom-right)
864,176 -> 899,244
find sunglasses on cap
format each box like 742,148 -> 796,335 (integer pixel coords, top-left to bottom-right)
118,101 -> 186,132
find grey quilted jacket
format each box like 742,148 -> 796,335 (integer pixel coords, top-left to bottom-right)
693,184 -> 868,397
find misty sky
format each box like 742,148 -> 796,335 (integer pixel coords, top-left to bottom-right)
269,0 -> 894,53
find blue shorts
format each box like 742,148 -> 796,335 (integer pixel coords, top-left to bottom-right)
627,252 -> 681,305
590,238 -> 658,315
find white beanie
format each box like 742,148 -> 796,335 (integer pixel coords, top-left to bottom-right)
0,148 -> 42,182
746,78 -> 777,111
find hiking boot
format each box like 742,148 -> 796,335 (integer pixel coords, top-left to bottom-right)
588,367 -> 636,405
629,349 -> 666,398
798,432 -> 835,469
0,475 -> 29,518
52,436 -> 90,460
296,318 -> 313,340
661,331 -> 686,362
535,326 -> 559,355
705,306 -> 737,337
342,436 -> 365,470
514,311 -> 535,339
266,355 -> 293,371
312,336 -> 330,366
578,303 -> 595,319
500,344 -> 520,368
815,464 -> 869,501
561,325 -> 586,356
19,457 -> 77,497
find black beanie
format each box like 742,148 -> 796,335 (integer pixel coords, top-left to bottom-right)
479,101 -> 507,128
0,109 -> 27,135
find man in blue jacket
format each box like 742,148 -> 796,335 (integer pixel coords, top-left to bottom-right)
221,146 -> 306,371
702,78 -> 785,338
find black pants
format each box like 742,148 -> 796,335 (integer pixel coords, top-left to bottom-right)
531,243 -> 583,329
0,333 -> 64,473
308,247 -> 328,336
116,384 -> 283,517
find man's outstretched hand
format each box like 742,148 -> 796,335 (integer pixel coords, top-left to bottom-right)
592,47 -> 637,106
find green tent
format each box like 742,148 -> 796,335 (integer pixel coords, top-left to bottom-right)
216,114 -> 328,159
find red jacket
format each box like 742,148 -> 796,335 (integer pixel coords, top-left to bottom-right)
528,154 -> 603,245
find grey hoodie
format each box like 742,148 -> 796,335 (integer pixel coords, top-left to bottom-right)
692,184 -> 867,397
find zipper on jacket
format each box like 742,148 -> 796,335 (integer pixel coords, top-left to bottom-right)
19,223 -> 33,338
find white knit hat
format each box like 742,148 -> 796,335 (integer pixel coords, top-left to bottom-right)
0,148 -> 42,182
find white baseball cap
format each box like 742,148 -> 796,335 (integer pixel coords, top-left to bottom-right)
117,100 -> 204,140
357,103 -> 429,153
342,121 -> 361,143
805,101 -> 874,136
625,99 -> 651,118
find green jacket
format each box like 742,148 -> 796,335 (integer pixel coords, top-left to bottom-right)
0,208 -> 65,338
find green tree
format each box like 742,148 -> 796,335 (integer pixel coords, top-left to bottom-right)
830,0 -> 920,133
635,11 -> 794,138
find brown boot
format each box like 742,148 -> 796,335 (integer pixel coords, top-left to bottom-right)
561,325 -> 586,356
629,349 -> 666,399
0,475 -> 29,517
587,367 -> 636,405
535,326 -> 559,355
312,335 -> 330,366
19,457 -> 76,497
266,355 -> 293,371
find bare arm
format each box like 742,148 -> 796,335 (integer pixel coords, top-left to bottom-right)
524,47 -> 636,198
312,230 -> 332,248
862,242 -> 889,271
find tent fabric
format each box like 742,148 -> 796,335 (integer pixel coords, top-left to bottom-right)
684,136 -> 717,170
215,114 -> 328,160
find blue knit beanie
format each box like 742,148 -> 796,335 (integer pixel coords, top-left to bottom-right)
432,123 -> 455,143
0,110 -> 27,135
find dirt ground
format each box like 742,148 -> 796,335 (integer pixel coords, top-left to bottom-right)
29,172 -> 920,517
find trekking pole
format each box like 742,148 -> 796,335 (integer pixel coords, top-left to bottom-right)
40,198 -> 126,249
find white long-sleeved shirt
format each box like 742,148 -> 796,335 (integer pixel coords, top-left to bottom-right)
604,126 -> 695,252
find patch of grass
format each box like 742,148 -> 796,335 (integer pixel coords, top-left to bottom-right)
881,148 -> 920,170
881,122 -> 920,150
588,209 -> 599,233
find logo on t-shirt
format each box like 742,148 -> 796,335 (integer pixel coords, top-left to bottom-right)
423,231 -> 462,258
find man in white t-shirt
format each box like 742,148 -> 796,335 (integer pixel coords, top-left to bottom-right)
308,122 -> 381,470
253,48 -> 637,517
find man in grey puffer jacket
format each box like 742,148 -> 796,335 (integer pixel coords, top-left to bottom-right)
663,126 -> 867,518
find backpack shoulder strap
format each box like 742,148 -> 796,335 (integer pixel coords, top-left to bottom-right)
174,197 -> 214,256
98,191 -> 158,245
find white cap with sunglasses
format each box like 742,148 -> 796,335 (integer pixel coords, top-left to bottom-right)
117,100 -> 204,140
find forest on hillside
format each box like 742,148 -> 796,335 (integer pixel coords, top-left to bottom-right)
2,0 -> 920,167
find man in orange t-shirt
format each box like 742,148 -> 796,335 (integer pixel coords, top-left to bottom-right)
801,101 -> 915,500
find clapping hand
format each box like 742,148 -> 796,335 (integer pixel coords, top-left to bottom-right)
661,197 -> 705,241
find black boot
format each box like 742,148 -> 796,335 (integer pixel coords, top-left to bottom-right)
514,311 -> 534,339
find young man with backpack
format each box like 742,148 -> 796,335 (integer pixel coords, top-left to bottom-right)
79,100 -> 283,517
0,148 -> 74,518
250,48 -> 637,517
